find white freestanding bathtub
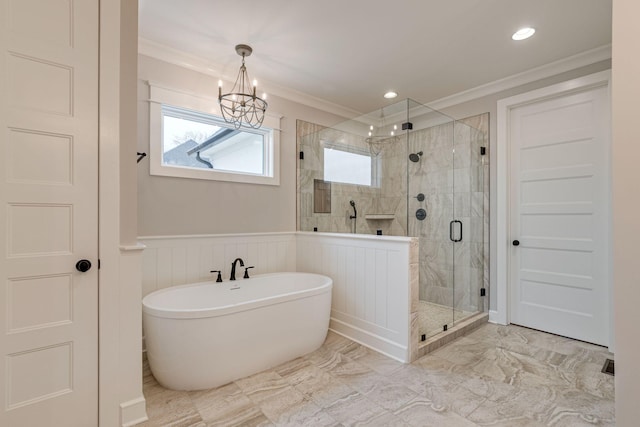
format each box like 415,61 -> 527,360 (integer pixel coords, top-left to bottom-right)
142,272 -> 332,391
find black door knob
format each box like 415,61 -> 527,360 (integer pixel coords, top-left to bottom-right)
512,240 -> 520,246
76,259 -> 92,272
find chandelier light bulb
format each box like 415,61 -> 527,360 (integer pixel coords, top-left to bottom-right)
365,106 -> 399,156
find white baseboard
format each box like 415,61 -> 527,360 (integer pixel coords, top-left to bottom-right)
329,318 -> 408,363
488,310 -> 502,324
120,396 -> 148,427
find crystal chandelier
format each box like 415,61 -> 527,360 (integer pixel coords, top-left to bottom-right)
218,44 -> 268,129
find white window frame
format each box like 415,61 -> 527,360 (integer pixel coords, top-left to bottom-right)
148,81 -> 281,186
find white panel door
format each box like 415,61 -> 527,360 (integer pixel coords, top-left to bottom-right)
509,85 -> 609,346
0,0 -> 99,425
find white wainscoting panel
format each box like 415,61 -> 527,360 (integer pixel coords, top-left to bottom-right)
139,233 -> 297,296
296,232 -> 416,362
138,232 -> 416,363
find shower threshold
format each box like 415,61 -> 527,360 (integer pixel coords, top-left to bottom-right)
416,311 -> 489,359
418,301 -> 475,338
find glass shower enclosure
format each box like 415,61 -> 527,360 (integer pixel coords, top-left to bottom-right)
297,98 -> 488,341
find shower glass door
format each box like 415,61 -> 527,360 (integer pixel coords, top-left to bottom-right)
406,99 -> 456,340
408,104 -> 487,340
452,120 -> 485,325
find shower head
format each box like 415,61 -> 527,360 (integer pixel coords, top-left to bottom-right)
349,200 -> 356,207
409,151 -> 423,163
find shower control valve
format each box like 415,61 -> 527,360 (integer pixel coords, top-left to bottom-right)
243,266 -> 255,279
210,270 -> 223,282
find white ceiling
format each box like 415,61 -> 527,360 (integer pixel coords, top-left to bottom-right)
138,0 -> 612,114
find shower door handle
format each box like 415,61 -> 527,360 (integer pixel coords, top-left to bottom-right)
449,220 -> 462,242
454,220 -> 462,242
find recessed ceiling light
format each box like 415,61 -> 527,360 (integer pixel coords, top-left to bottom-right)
512,27 -> 536,41
384,91 -> 397,99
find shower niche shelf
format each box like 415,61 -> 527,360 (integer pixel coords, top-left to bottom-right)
364,214 -> 395,220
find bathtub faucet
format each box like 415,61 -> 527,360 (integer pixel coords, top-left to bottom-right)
230,258 -> 244,281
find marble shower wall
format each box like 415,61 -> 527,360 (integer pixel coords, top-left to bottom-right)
407,122 -> 454,311
297,120 -> 407,236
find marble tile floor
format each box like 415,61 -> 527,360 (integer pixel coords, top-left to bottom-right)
140,323 -> 614,427
417,300 -> 475,339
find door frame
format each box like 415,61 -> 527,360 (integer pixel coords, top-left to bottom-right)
495,70 -> 613,349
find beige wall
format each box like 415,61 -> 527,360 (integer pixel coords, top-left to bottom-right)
612,0 -> 640,423
137,55 -> 346,236
119,0 -> 138,245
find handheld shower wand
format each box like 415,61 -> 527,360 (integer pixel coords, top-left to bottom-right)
349,200 -> 357,219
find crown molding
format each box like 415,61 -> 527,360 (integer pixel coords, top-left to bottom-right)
138,38 -> 361,120
138,38 -> 223,76
139,38 -> 611,117
426,44 -> 611,111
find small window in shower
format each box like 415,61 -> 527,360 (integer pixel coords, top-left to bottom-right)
322,144 -> 380,187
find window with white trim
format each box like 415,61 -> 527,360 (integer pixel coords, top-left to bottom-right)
148,83 -> 280,186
